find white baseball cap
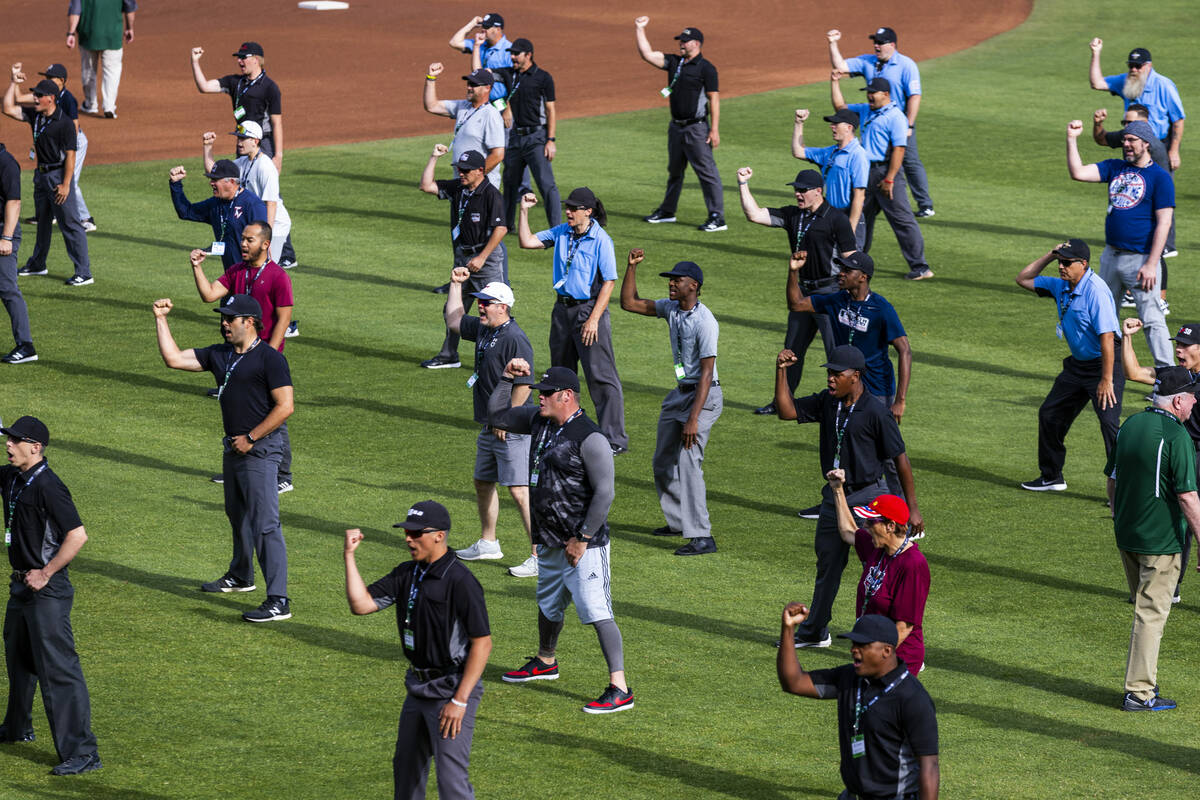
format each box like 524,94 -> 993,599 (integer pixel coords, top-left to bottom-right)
470,281 -> 515,307
230,121 -> 264,140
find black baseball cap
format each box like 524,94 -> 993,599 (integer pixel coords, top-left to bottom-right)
214,294 -> 263,318
788,169 -> 824,190
480,13 -> 504,29
508,38 -> 534,54
833,251 -> 875,278
1172,324 -> 1200,346
456,150 -> 487,171
1128,47 -> 1152,67
869,27 -> 898,45
393,500 -> 452,532
823,108 -> 860,128
862,77 -> 891,94
463,68 -> 495,86
205,159 -> 240,180
1,416 -> 50,446
565,187 -> 598,210
675,28 -> 703,43
823,344 -> 867,372
1155,366 -> 1197,397
30,79 -> 59,97
659,261 -> 704,286
532,366 -> 580,393
234,42 -> 264,58
39,64 -> 68,80
1052,239 -> 1091,262
838,614 -> 898,646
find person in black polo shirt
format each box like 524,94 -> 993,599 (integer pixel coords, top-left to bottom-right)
739,167 -> 857,414
191,42 -> 282,170
419,147 -> 508,370
495,38 -> 561,230
0,140 -> 35,364
153,294 -> 294,623
344,501 -> 492,800
635,18 -> 725,232
1,76 -> 92,286
775,344 -> 923,648
778,611 -> 939,799
0,416 -> 101,775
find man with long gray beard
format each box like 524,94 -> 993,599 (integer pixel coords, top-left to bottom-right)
1089,40 -> 1185,170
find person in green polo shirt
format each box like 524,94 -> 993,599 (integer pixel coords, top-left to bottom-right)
66,1 -> 135,119
1105,365 -> 1200,711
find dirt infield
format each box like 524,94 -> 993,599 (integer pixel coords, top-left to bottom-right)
0,0 -> 1030,166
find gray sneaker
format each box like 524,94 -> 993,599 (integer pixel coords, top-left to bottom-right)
456,538 -> 503,560
508,554 -> 538,577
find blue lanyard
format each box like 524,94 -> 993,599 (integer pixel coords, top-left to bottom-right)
561,222 -> 592,284
861,534 -> 911,608
5,463 -> 47,547
243,263 -> 266,291
476,319 -> 510,360
32,112 -> 51,142
853,669 -> 909,734
403,564 -> 432,629
218,339 -> 261,400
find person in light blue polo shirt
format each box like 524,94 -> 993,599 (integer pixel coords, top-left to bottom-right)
832,74 -> 932,281
1015,238 -> 1123,492
449,13 -> 512,105
1089,40 -> 1185,170
829,26 -> 934,216
793,106 -> 869,247
517,186 -> 627,453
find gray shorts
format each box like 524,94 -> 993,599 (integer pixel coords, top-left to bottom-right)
473,427 -> 529,485
536,543 -> 613,624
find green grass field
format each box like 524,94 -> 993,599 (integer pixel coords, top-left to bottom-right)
2,0 -> 1199,796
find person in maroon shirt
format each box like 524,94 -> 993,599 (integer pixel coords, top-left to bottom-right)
827,468 -> 930,674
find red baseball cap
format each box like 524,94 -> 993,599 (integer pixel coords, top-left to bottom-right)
853,494 -> 910,526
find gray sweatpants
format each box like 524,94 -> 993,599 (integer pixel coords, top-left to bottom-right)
394,671 -> 482,800
659,120 -> 723,217
223,430 -> 288,598
0,227 -> 32,346
653,385 -> 723,539
26,168 -> 90,279
862,162 -> 928,272
549,300 -> 627,449
1099,245 -> 1171,367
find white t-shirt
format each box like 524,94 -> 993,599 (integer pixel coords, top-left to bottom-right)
235,153 -> 291,227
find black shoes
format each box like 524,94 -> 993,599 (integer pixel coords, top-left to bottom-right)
1,344 -> 37,364
51,752 -> 102,775
674,537 -> 716,556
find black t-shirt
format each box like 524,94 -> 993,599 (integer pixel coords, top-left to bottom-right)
460,316 -> 535,424
194,339 -> 292,436
793,390 -> 905,486
661,54 -> 718,120
57,88 -> 79,121
808,662 -> 939,798
217,72 -> 282,134
22,107 -> 76,166
0,144 -> 21,204
2,461 -> 84,571
502,63 -> 556,129
436,178 -> 505,248
367,549 -> 491,671
767,202 -> 856,280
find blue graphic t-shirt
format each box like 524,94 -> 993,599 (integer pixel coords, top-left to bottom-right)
1096,159 -> 1175,255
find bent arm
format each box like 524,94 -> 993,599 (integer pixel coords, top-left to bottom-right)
487,378 -> 537,434
155,317 -> 204,371
830,483 -> 858,546
516,205 -> 543,249
344,547 -> 379,615
619,264 -> 657,316
739,184 -> 771,225
41,526 -> 87,580
192,265 -> 229,303
1015,251 -> 1052,291
252,385 -> 294,440
1121,326 -> 1156,384
192,60 -> 221,93
1067,135 -> 1102,181
1089,50 -> 1107,91
635,27 -> 665,68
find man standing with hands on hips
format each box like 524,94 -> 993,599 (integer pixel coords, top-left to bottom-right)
0,136 -> 36,364
635,17 -> 725,233
0,416 -> 102,775
344,501 -> 492,798
621,250 -> 722,555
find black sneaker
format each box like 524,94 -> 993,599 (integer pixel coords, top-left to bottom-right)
1123,691 -> 1176,711
610,443 -> 628,455
206,387 -> 220,398
796,504 -> 821,520
583,684 -> 634,714
432,282 -> 451,294
502,656 -> 559,683
64,276 -> 94,287
284,321 -> 299,338
1020,477 -> 1067,492
1,344 -> 37,364
903,267 -> 934,280
915,208 -> 935,218
0,725 -> 34,743
420,355 -> 461,369
243,596 -> 292,622
210,474 -> 224,484
51,752 -> 102,775
17,265 -> 47,276
277,479 -> 294,494
279,258 -> 297,269
674,537 -> 717,555
652,526 -> 682,536
698,214 -> 728,232
774,632 -> 833,648
643,209 -> 676,224
200,574 -> 256,593
753,402 -> 777,415
103,110 -> 117,119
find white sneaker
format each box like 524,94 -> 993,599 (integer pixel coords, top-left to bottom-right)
508,554 -> 538,577
456,538 -> 503,561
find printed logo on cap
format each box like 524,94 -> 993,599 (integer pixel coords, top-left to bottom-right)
408,507 -> 424,517
223,296 -> 236,307
1182,327 -> 1194,337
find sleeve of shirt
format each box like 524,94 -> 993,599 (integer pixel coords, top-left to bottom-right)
170,182 -> 214,223
266,81 -> 282,115
881,301 -> 907,341
901,690 -> 940,756
848,103 -> 869,129
543,73 -> 556,103
535,226 -> 558,249
217,75 -> 236,96
1151,167 -> 1176,210
42,476 -> 83,535
765,207 -> 787,228
264,348 -> 293,390
844,55 -> 870,77
270,270 -> 294,307
462,40 -> 477,54
1090,280 -> 1120,335
696,313 -> 718,359
662,54 -> 679,74
248,193 -> 269,222
1032,275 -> 1063,298
482,109 -> 505,151
58,123 -> 77,152
487,378 -> 540,433
853,527 -> 873,563
1096,159 -> 1117,183
1168,428 -> 1198,494
877,409 -> 907,461
459,315 -> 481,343
124,0 -> 138,11
366,567 -> 402,610
887,110 -> 908,146
1163,79 -> 1185,121
59,93 -> 79,120
808,292 -> 834,314
1104,74 -> 1124,97
579,432 -> 616,537
68,0 -> 82,14
1103,130 -> 1122,149
807,666 -> 845,699
0,158 -> 19,201
804,145 -> 833,168
435,179 -> 457,201
193,344 -> 216,373
889,553 -> 931,627
654,298 -> 671,319
596,231 -> 618,281
901,58 -> 921,96
484,188 -> 505,228
451,567 -> 491,638
792,392 -> 823,424
702,61 -> 719,93
258,162 -> 282,203
850,151 -> 869,187
832,213 -> 856,252
216,270 -> 233,292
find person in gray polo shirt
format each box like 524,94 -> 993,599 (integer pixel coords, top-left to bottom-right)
620,250 -> 721,555
423,64 -> 505,190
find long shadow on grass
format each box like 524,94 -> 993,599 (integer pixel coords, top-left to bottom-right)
912,454 -> 1102,502
306,395 -> 477,432
285,335 -> 414,363
311,203 -> 443,228
78,557 -> 398,660
615,474 -> 801,518
919,219 -> 1070,243
182,496 -> 409,551
911,350 -> 1048,382
924,552 -> 1126,603
719,314 -> 785,334
21,782 -> 175,800
38,359 -> 211,400
292,263 -> 446,295
54,438 -> 213,480
90,230 -> 194,253
497,718 -> 821,799
928,646 -> 1114,707
292,169 -> 398,186
339,478 -> 477,505
939,699 -> 1200,774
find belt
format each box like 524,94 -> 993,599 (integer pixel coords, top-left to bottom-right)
678,380 -> 719,392
801,277 -> 838,292
869,160 -> 887,166
456,243 -> 485,255
409,665 -> 460,682
36,163 -> 64,173
555,294 -> 589,307
513,126 -> 542,136
671,117 -> 705,126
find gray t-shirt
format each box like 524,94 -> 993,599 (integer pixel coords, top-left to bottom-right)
460,315 -> 534,424
446,99 -> 505,189
655,299 -> 719,384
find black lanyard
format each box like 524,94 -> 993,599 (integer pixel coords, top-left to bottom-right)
32,112 -> 52,142
243,263 -> 266,291
667,56 -> 688,90
1056,271 -> 1092,323
5,463 -> 47,547
235,73 -> 264,109
476,319 -> 510,360
457,186 -> 475,228
833,401 -> 857,469
454,104 -> 485,136
403,564 -> 432,630
853,670 -> 909,734
793,205 -> 827,251
562,221 -> 592,279
218,339 -> 260,399
533,409 -> 583,475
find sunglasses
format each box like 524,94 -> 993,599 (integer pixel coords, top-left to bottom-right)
1057,258 -> 1082,267
477,300 -> 494,308
404,528 -> 438,537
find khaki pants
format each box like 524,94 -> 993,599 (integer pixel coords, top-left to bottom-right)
1121,549 -> 1181,699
